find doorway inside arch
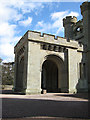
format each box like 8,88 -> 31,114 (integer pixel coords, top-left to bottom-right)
16,56 -> 24,92
41,60 -> 59,93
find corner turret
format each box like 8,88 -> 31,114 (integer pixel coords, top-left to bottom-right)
63,16 -> 77,40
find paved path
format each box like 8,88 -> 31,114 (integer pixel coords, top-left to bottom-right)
0,93 -> 89,120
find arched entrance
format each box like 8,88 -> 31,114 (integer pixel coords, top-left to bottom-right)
19,56 -> 24,89
41,60 -> 58,92
41,55 -> 65,93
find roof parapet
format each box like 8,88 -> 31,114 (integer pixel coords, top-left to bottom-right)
28,30 -> 68,41
14,30 -> 83,52
27,30 -> 80,49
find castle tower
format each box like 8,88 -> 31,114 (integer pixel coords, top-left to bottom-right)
63,16 -> 77,40
80,1 -> 90,92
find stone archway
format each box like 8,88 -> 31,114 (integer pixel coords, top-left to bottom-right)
41,60 -> 58,92
16,56 -> 24,92
41,55 -> 65,93
18,56 -> 24,89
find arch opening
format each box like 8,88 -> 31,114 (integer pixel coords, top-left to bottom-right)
16,56 -> 24,92
41,55 -> 65,93
41,60 -> 58,92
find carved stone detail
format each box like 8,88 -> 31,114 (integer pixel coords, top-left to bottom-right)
48,45 -> 54,51
54,46 -> 59,52
60,47 -> 64,52
40,43 -> 66,53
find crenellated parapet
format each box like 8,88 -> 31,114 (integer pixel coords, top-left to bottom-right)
14,30 -> 83,53
63,16 -> 77,27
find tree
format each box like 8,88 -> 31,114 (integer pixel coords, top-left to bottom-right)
0,58 -> 2,63
2,62 -> 14,86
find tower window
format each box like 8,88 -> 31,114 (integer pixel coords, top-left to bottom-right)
77,27 -> 80,32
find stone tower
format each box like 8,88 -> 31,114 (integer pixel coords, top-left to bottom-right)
63,16 -> 77,40
80,2 -> 90,92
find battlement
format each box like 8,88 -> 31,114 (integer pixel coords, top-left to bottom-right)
28,30 -> 60,41
27,30 -> 76,43
63,16 -> 77,27
14,30 -> 83,53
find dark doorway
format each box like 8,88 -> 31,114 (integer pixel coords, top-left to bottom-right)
16,56 -> 24,92
41,60 -> 58,92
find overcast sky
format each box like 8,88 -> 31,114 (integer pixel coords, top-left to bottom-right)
0,0 -> 85,62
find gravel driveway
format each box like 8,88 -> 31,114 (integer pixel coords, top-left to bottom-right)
0,93 -> 89,120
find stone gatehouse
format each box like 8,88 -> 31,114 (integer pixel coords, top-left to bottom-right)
14,2 -> 90,94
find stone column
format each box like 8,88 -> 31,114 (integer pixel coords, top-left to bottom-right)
67,48 -> 78,93
13,52 -> 18,92
26,41 -> 41,94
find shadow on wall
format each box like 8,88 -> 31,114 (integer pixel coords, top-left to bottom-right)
2,97 -> 88,119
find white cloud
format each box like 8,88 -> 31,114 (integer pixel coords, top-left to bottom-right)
19,17 -> 32,26
0,22 -> 17,62
0,0 -> 44,14
0,1 -> 23,24
51,11 -> 68,20
0,21 -> 19,62
0,0 -> 81,62
37,21 -> 44,27
36,21 -> 52,33
36,10 -> 79,35
21,3 -> 44,14
0,0 -> 44,62
0,44 -> 14,62
0,23 -> 16,38
51,11 -> 68,29
51,11 -> 79,34
0,36 -> 21,62
67,11 -> 79,17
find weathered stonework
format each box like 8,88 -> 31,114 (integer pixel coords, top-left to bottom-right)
14,1 -> 89,94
